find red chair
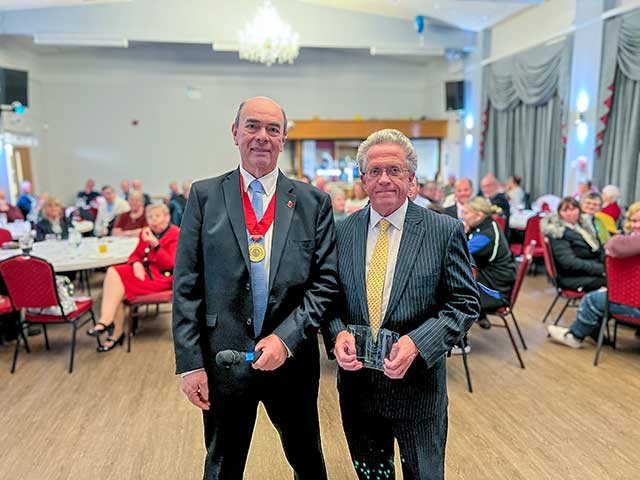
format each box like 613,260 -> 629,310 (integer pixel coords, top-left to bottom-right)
540,235 -> 585,324
594,255 -> 640,365
483,241 -> 535,369
0,228 -> 12,246
124,290 -> 173,352
510,214 -> 545,259
0,255 -> 99,373
492,214 -> 506,232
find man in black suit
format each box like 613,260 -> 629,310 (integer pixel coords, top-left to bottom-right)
325,129 -> 479,480
444,177 -> 473,220
172,96 -> 338,479
480,173 -> 510,231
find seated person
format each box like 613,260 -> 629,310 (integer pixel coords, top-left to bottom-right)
35,198 -> 72,241
112,191 -> 147,237
345,180 -> 368,214
86,204 -> 179,351
76,178 -> 100,207
463,196 -> 516,329
0,188 -> 24,222
329,187 -> 347,221
548,202 -> 640,348
600,184 -> 622,222
94,185 -> 130,237
581,192 -> 611,245
541,197 -> 606,293
132,178 -> 152,206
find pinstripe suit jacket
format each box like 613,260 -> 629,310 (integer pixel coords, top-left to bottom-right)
326,201 -> 479,420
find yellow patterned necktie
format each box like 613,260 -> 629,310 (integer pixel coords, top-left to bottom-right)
366,219 -> 390,340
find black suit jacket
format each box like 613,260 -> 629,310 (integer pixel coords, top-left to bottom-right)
444,204 -> 458,219
172,168 -> 339,395
325,201 -> 479,420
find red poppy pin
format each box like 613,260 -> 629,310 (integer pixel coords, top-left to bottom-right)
287,200 -> 294,208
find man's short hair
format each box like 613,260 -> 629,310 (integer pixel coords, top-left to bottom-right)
101,185 -> 113,192
234,100 -> 288,132
582,192 -> 602,203
356,129 -> 418,175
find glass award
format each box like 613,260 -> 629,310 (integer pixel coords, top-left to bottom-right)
347,325 -> 399,371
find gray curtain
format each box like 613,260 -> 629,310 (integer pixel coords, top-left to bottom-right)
482,40 -> 572,198
595,9 -> 640,204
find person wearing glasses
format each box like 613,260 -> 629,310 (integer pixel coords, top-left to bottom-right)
324,129 -> 479,480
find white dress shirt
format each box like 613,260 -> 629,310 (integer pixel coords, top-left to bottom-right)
366,199 -> 408,323
239,165 -> 278,292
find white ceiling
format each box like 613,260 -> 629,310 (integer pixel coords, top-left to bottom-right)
298,0 -> 538,31
0,0 -> 128,11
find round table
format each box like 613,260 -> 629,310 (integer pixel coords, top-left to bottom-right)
0,237 -> 138,272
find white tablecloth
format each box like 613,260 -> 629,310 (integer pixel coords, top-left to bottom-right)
509,210 -> 537,231
0,237 -> 138,272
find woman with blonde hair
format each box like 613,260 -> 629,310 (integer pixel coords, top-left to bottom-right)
35,197 -> 72,241
87,204 -> 179,352
463,196 -> 516,329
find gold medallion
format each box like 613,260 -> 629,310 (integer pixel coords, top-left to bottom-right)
249,242 -> 266,263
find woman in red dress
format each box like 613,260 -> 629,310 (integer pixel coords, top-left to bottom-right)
87,203 -> 179,352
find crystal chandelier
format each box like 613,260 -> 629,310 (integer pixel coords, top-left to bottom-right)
238,0 -> 299,66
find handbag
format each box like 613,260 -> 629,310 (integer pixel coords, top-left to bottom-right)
27,275 -> 78,316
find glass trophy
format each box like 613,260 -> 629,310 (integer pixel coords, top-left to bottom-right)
347,325 -> 399,371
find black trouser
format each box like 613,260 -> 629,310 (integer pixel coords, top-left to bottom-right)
202,368 -> 326,480
339,400 -> 447,480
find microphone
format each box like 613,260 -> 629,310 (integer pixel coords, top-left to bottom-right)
215,349 -> 263,368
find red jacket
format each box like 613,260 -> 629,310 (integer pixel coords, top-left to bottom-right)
128,225 -> 180,280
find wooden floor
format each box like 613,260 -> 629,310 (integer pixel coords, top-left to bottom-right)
1,273 -> 639,479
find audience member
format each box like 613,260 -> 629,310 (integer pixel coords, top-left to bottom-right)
298,175 -> 312,184
541,197 -> 606,293
112,191 -> 147,237
132,179 -> 152,206
77,179 -> 100,206
87,204 -> 179,352
182,181 -> 191,201
120,179 -> 131,200
0,189 -> 24,223
345,180 -> 368,214
600,184 -> 622,222
548,201 -> 640,348
506,175 -> 525,211
35,197 -> 72,241
168,182 -> 187,226
94,185 -> 130,237
329,187 -> 347,221
463,196 -> 516,329
414,180 -> 437,208
581,192 -> 611,245
480,173 -> 510,228
444,174 -> 456,197
573,179 -> 594,201
444,178 -> 473,220
313,175 -> 328,192
16,180 -> 36,219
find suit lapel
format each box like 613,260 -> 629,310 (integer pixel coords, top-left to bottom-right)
221,169 -> 250,271
268,173 -> 296,291
352,208 -> 370,323
383,202 -> 425,325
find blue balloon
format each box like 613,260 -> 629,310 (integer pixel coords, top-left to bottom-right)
415,15 -> 425,34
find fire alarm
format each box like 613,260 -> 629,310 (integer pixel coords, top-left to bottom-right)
132,120 -> 139,126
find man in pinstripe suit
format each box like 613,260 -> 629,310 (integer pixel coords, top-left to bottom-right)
324,129 -> 479,480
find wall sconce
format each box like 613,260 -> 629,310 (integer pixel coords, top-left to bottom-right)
575,91 -> 589,143
463,114 -> 473,149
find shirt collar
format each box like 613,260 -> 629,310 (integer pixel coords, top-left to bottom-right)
239,165 -> 279,196
369,199 -> 408,232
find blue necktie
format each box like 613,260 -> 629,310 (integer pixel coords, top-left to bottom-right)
248,179 -> 267,337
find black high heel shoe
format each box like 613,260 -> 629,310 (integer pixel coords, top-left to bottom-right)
96,334 -> 124,353
87,322 -> 113,337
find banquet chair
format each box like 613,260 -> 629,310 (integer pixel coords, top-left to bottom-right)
540,235 -> 585,325
481,241 -> 535,370
0,254 -> 99,373
594,255 -> 640,366
124,290 -> 173,352
0,228 -> 12,246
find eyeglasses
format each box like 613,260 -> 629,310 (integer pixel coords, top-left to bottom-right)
364,166 -> 410,178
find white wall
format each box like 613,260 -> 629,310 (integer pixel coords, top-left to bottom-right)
31,45 -> 454,202
490,0 -> 575,60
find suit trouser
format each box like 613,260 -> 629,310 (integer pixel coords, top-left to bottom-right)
202,370 -> 327,480
339,397 -> 447,480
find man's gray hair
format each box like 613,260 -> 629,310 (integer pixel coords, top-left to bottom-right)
356,129 -> 418,175
234,100 -> 288,132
